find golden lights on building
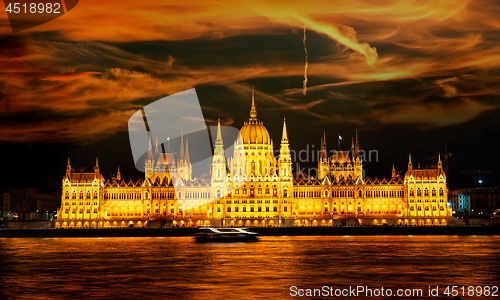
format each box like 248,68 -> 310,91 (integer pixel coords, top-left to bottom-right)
56,92 -> 451,228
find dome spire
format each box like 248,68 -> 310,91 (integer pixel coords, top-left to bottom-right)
250,86 -> 257,119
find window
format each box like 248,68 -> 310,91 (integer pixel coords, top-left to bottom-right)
217,207 -> 221,212
227,207 -> 231,213
243,207 -> 247,212
439,188 -> 444,197
258,206 -> 262,212
235,207 -> 239,212
250,206 -> 254,212
417,189 -> 421,197
283,189 -> 288,197
266,207 -> 270,212
273,207 -> 277,212
284,207 -> 287,212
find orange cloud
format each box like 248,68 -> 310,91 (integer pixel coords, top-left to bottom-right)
1,0 -> 500,143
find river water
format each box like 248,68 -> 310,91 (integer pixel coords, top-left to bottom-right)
1,236 -> 499,299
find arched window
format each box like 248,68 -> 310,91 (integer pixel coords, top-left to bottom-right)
432,188 -> 436,196
65,192 -> 69,199
216,189 -> 221,198
358,190 -> 362,198
283,189 -> 288,197
417,189 -> 421,197
410,189 -> 414,197
439,188 -> 444,197
424,189 -> 429,196
145,192 -> 149,200
325,190 -> 329,198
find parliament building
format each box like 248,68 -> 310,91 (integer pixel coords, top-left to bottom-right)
56,92 -> 451,228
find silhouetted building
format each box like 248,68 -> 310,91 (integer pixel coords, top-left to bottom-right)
449,187 -> 500,218
1,188 -> 60,220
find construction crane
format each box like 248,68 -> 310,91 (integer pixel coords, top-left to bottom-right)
459,170 -> 492,186
426,146 -> 452,185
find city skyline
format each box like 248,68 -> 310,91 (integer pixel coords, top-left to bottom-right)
1,0 -> 499,189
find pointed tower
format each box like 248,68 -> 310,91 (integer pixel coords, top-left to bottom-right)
407,153 -> 413,173
351,136 -> 354,160
278,117 -> 292,179
180,132 -> 185,162
145,133 -> 155,177
155,138 -> 159,156
250,86 -> 257,120
318,131 -> 329,179
354,129 -> 360,159
94,157 -> 100,179
185,138 -> 190,164
117,166 -> 121,181
211,118 -> 227,195
437,153 -> 444,176
392,162 -> 396,178
66,157 -> 72,179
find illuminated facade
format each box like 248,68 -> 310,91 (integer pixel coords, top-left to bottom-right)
56,93 -> 451,228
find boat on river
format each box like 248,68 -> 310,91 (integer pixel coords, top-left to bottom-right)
195,227 -> 258,242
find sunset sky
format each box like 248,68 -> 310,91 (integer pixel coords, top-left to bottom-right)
1,0 -> 499,189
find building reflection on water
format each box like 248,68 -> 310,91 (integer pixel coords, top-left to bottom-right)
0,236 -> 499,299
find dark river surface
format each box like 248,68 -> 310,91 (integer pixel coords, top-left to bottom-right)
0,236 -> 499,299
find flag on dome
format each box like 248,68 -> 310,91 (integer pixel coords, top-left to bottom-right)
338,134 -> 342,140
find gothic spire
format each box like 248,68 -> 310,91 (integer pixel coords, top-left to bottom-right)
185,138 -> 190,163
408,153 -> 413,172
215,117 -> 223,145
180,131 -> 184,160
250,86 -> 257,119
281,116 -> 288,142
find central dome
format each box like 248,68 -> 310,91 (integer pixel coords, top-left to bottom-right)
239,88 -> 271,145
240,120 -> 271,145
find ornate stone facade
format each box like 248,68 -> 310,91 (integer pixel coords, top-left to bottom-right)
56,92 -> 451,228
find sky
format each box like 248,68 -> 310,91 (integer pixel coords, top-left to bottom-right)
1,0 -> 499,189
